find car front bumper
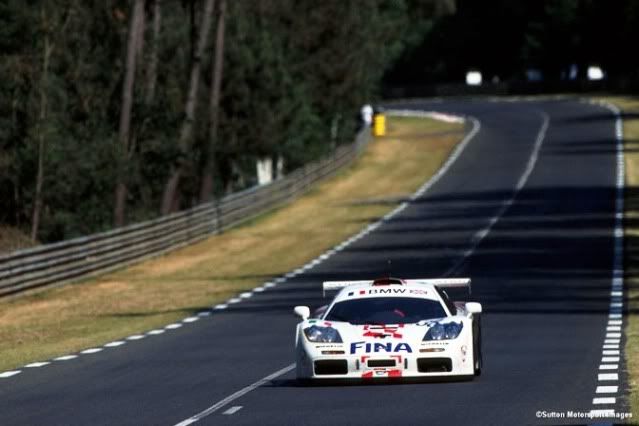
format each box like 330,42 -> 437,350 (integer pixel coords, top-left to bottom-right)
295,339 -> 476,380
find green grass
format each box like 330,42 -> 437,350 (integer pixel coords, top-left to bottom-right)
0,116 -> 465,372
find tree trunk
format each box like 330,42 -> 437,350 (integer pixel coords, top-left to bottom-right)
135,1 -> 145,67
31,6 -> 53,241
145,0 -> 162,104
114,0 -> 145,227
161,0 -> 216,214
199,0 -> 226,202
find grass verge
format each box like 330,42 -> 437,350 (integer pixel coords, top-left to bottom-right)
599,96 -> 639,415
0,115 -> 465,372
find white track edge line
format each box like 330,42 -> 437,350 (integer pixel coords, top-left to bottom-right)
588,100 -> 625,412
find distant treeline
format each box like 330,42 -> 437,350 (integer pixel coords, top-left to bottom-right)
0,0 -> 451,243
386,0 -> 639,89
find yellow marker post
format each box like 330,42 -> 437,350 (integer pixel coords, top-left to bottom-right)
373,113 -> 386,137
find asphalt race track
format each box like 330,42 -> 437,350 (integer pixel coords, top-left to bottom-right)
0,99 -> 628,425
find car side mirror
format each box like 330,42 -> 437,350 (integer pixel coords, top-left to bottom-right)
465,302 -> 482,315
294,306 -> 310,320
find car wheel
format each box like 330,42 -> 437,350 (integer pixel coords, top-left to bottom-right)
473,316 -> 482,376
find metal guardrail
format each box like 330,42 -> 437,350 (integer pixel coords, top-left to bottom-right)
0,129 -> 369,298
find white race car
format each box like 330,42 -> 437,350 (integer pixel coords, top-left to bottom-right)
294,277 -> 482,381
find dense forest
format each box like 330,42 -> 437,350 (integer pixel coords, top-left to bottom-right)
0,0 -> 450,243
1,0 -> 638,245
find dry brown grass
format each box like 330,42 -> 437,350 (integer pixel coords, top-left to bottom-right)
0,116 -> 465,372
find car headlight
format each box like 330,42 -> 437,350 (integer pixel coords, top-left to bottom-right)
423,321 -> 463,341
303,325 -> 343,343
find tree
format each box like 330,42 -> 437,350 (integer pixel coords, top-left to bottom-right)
200,0 -> 226,202
30,3 -> 75,240
145,0 -> 162,105
114,0 -> 146,227
161,0 -> 216,214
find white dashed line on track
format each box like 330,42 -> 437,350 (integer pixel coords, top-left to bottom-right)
80,348 -> 103,354
0,371 -> 21,378
104,341 -> 126,347
126,335 -> 146,340
599,364 -> 619,370
54,355 -> 78,361
25,362 -> 50,368
596,386 -> 619,395
599,373 -> 619,381
593,397 -> 616,405
222,406 -> 243,415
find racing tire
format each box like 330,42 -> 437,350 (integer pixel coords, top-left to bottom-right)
473,316 -> 482,376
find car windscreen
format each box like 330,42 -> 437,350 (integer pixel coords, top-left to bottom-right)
324,297 -> 447,325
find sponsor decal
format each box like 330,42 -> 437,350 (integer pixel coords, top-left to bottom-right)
388,369 -> 402,378
350,341 -> 412,354
347,288 -> 428,297
362,324 -> 404,339
350,288 -> 428,296
368,288 -> 405,295
421,341 -> 449,346
361,369 -> 402,378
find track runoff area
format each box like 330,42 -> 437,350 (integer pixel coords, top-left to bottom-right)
0,98 -> 632,425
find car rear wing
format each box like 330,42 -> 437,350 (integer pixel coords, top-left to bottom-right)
322,281 -> 371,297
322,278 -> 471,297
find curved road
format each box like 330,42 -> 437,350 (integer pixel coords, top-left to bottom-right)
0,99 -> 628,425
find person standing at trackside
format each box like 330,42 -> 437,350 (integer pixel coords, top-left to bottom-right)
361,104 -> 374,127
